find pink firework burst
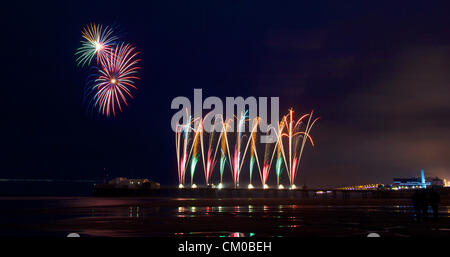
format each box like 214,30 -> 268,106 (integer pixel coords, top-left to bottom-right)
90,43 -> 140,117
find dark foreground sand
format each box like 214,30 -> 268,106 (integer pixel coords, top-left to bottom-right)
0,197 -> 449,237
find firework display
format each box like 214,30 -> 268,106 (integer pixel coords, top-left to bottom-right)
89,43 -> 140,117
280,110 -> 319,188
75,23 -> 118,67
75,23 -> 140,117
174,109 -> 319,189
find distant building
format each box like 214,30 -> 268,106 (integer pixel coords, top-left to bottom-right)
337,169 -> 445,190
392,177 -> 430,189
392,169 -> 445,189
108,177 -> 160,189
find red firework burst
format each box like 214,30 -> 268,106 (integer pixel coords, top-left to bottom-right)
90,43 -> 140,117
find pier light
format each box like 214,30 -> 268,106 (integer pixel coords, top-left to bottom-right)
290,184 -> 296,190
278,184 -> 285,189
191,184 -> 197,189
217,183 -> 224,189
263,184 -> 269,189
178,184 -> 184,189
248,184 -> 254,189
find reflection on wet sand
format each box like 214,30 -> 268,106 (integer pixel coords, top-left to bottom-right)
174,231 -> 255,237
0,197 -> 449,237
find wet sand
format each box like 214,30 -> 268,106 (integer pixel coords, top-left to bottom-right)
0,197 -> 449,237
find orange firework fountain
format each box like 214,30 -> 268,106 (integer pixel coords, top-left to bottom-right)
174,109 -> 319,189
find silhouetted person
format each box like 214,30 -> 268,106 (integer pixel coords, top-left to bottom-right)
420,189 -> 429,221
411,189 -> 422,222
429,187 -> 440,221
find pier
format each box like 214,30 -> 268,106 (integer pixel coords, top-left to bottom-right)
93,186 -> 450,199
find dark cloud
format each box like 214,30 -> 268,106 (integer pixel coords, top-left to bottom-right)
301,46 -> 450,187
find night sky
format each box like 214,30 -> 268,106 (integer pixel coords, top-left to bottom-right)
2,1 -> 450,188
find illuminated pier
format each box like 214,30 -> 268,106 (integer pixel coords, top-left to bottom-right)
93,185 -> 450,199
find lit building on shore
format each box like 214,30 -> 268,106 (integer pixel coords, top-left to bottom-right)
392,169 -> 429,189
337,169 -> 446,190
391,169 -> 447,189
107,177 -> 160,189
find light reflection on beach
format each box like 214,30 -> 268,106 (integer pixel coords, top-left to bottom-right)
0,197 -> 449,237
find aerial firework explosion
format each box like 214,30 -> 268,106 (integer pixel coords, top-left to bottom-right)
89,43 -> 140,117
75,23 -> 141,117
174,109 -> 319,189
75,23 -> 118,67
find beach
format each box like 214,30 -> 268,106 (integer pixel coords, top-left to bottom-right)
0,197 -> 449,237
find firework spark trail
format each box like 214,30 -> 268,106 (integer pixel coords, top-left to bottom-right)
181,127 -> 189,186
89,43 -> 140,117
275,143 -> 283,186
174,109 -> 318,188
222,116 -> 235,188
219,152 -> 227,184
233,113 -> 246,187
278,110 -> 318,187
190,155 -> 199,186
75,23 -> 118,67
218,122 -> 228,184
261,143 -> 271,187
226,111 -> 247,188
204,149 -> 216,185
222,111 -> 258,188
175,120 -> 190,187
190,120 -> 203,187
199,114 -> 223,185
175,113 -> 203,187
208,115 -> 235,186
237,116 -> 261,187
272,118 -> 286,187
292,110 -> 320,183
279,110 -> 302,186
246,117 -> 264,188
258,122 -> 284,187
249,155 -> 255,186
175,112 -> 193,187
248,130 -> 257,186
